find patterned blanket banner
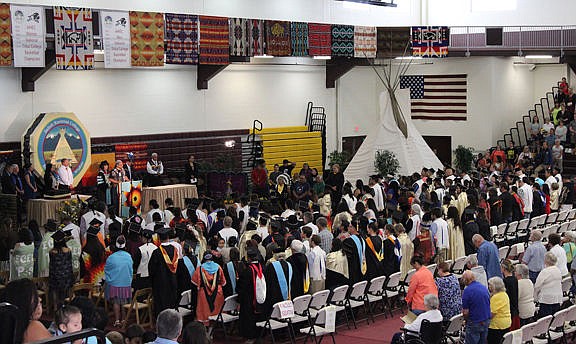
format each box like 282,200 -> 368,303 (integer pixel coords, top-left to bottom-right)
291,22 -> 308,56
199,16 -> 229,65
54,7 -> 94,70
129,11 -> 165,67
411,26 -> 449,58
377,27 -> 410,58
266,20 -> 291,56
400,74 -> 467,121
230,18 -> 248,57
165,13 -> 198,65
11,5 -> 45,67
354,26 -> 376,58
0,3 -> 11,66
308,23 -> 331,56
249,19 -> 264,56
101,11 -> 131,68
331,24 -> 354,57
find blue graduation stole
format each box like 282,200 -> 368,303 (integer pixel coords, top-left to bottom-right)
183,256 -> 198,277
226,261 -> 237,294
272,261 -> 293,301
351,235 -> 365,272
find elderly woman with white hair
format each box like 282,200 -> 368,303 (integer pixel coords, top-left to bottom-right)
562,231 -> 576,274
514,263 -> 535,326
391,294 -> 443,344
534,252 -> 563,317
522,229 -> 547,283
487,277 -> 511,344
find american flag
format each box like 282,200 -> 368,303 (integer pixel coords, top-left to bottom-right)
399,74 -> 467,121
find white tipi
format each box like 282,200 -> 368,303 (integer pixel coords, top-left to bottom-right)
344,59 -> 443,183
50,128 -> 77,164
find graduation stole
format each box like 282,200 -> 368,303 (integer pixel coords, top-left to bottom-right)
387,235 -> 402,264
272,261 -> 292,301
303,259 -> 310,294
200,267 -> 220,312
226,261 -> 237,294
159,245 -> 178,274
351,235 -> 367,275
365,237 -> 384,261
183,256 -> 198,276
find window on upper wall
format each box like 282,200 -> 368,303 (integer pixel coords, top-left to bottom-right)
471,0 -> 517,12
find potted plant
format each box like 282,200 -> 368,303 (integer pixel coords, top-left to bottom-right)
454,145 -> 474,173
374,150 -> 400,177
328,150 -> 351,172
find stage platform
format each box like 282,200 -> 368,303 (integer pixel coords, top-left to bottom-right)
27,194 -> 91,226
141,184 -> 198,210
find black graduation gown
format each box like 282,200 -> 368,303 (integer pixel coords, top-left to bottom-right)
365,235 -> 385,281
263,260 -> 292,315
382,237 -> 400,277
286,252 -> 307,298
176,255 -> 199,315
237,262 -> 267,339
148,245 -> 179,317
223,261 -> 245,297
342,235 -> 365,284
463,221 -> 480,256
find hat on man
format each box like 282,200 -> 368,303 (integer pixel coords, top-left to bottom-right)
89,217 -> 103,227
44,219 -> 58,232
87,226 -> 100,237
128,221 -> 142,234
52,230 -> 67,243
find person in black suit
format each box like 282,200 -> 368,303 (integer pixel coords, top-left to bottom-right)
183,155 -> 198,185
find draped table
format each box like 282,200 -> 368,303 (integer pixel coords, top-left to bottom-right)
141,184 -> 198,210
27,194 -> 91,226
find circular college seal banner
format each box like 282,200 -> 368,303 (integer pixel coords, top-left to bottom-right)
22,112 -> 91,186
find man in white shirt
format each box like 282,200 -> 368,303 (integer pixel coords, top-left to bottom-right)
309,235 -> 326,293
369,175 -> 385,212
57,158 -> 74,190
146,152 -> 164,187
548,233 -> 569,276
301,212 -> 318,235
544,168 -> 558,190
517,177 -> 533,219
61,216 -> 81,246
430,207 -> 449,261
553,167 -> 563,192
219,216 -> 239,246
146,199 -> 164,224
256,216 -> 269,241
391,294 -> 443,343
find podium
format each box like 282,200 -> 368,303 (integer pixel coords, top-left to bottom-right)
119,180 -> 142,217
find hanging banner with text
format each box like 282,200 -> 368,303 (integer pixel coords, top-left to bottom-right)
101,10 -> 131,68
10,5 -> 45,67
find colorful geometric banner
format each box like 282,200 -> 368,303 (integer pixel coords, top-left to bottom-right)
54,7 -> 94,70
377,27 -> 411,58
354,26 -> 376,58
101,11 -> 131,68
308,23 -> 331,56
129,11 -> 165,67
248,19 -> 264,56
199,15 -> 229,65
411,26 -> 449,58
331,24 -> 354,57
165,13 -> 199,65
291,22 -> 308,57
120,180 -> 142,217
266,20 -> 291,56
0,3 -> 12,66
11,5 -> 45,67
229,17 -> 248,57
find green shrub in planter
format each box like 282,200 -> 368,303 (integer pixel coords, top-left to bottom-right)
374,150 -> 399,177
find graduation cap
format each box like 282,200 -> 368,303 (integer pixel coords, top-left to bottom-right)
154,223 -> 167,232
298,200 -> 309,210
286,215 -> 300,229
44,219 -> 58,232
246,220 -> 258,231
89,217 -> 103,227
128,221 -> 142,234
142,229 -> 154,239
130,215 -> 143,224
247,247 -> 259,259
87,226 -> 100,237
175,222 -> 188,232
62,228 -> 73,238
52,230 -> 67,243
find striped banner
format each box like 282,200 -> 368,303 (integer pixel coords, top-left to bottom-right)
399,74 -> 467,121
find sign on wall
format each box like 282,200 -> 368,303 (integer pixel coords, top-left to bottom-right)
101,10 -> 131,68
10,5 -> 45,67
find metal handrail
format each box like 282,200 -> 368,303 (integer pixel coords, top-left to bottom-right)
450,26 -> 576,50
31,329 -> 106,344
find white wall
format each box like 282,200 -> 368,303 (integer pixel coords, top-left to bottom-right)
337,57 -> 565,151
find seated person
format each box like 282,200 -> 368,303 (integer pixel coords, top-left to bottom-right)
391,294 -> 443,344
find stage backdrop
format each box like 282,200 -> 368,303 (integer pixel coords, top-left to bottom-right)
22,112 -> 91,186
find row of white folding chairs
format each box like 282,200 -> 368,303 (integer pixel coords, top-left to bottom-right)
502,304 -> 576,344
492,217 -> 576,245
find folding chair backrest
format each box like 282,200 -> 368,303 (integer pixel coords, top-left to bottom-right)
498,246 -> 509,260
507,221 -> 519,233
549,308 -> 568,328
404,269 -> 416,284
501,331 -> 514,344
330,285 -> 349,303
568,209 -> 576,221
490,226 -> 498,237
518,219 -> 529,231
368,276 -> 386,294
562,276 -> 572,294
558,222 -> 569,234
451,256 -> 467,273
292,295 -> 311,315
349,281 -> 367,299
520,322 -> 537,342
419,320 -> 443,344
533,315 -> 553,338
271,301 -> 294,320
310,290 -> 331,309
569,220 -> 576,231
427,264 -> 437,276
222,294 -> 238,312
558,210 -> 569,222
496,223 -> 507,236
386,271 -> 402,289
179,290 -> 191,307
566,305 -> 576,322
547,212 -> 559,224
315,307 -> 327,325
445,313 -> 464,333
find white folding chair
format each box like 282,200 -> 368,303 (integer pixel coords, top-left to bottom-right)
498,245 -> 510,261
490,225 -> 498,238
546,308 -> 569,342
558,222 -> 570,234
530,315 -> 553,344
309,289 -> 331,319
208,294 -> 239,340
299,307 -> 336,344
256,301 -> 296,344
451,256 -> 467,278
567,208 -> 576,221
546,212 -> 559,226
507,243 -> 523,264
557,210 -> 570,223
519,321 -> 538,344
568,219 -> 576,231
426,264 -> 437,276
328,285 -> 350,328
494,223 -> 508,245
562,276 -> 573,304
400,268 -> 416,297
291,294 -> 312,326
177,290 -> 193,318
444,313 -> 464,344
563,304 -> 576,337
501,330 -> 514,344
346,280 -> 370,327
516,218 -> 530,243
384,271 -> 403,317
366,275 -> 387,318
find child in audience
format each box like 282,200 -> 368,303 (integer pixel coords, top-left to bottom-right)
54,305 -> 102,344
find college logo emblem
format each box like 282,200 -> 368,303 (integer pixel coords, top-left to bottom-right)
22,112 -> 91,186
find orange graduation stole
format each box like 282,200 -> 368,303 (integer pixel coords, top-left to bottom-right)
160,245 -> 178,274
